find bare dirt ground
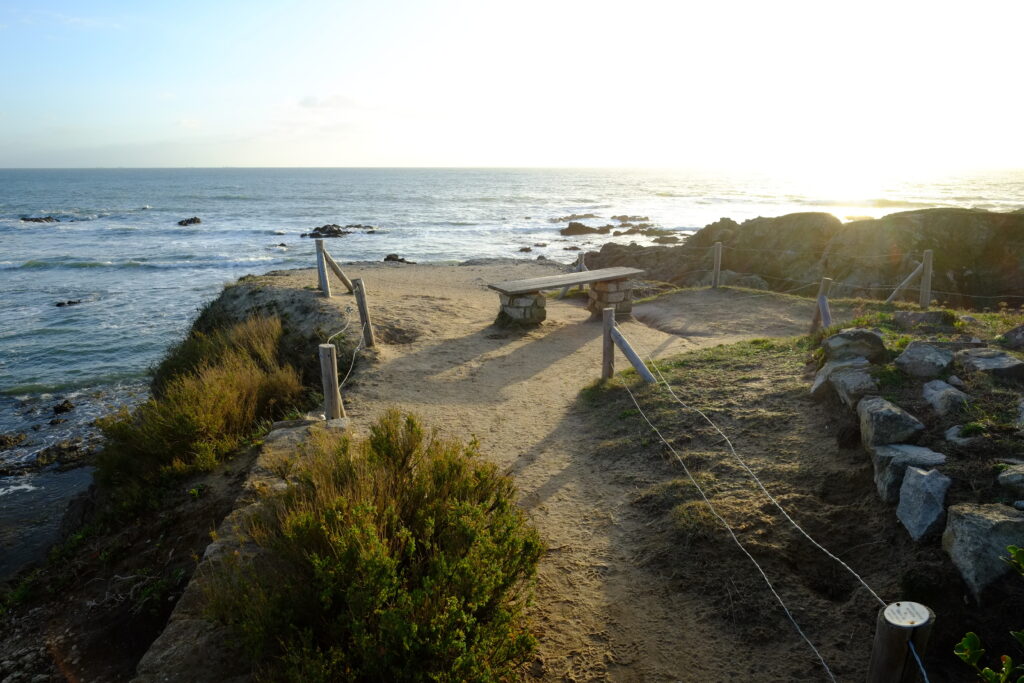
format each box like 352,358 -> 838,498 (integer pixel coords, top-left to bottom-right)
261,264 -> 862,681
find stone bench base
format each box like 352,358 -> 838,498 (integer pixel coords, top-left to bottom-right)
496,292 -> 546,325
587,279 -> 633,317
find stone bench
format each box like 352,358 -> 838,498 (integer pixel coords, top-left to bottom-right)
488,266 -> 645,324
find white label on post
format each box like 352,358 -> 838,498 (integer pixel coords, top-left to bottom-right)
884,602 -> 930,628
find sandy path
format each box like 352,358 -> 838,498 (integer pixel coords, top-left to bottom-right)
271,263 -> 822,681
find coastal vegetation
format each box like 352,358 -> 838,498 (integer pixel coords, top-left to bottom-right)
205,410 -> 543,682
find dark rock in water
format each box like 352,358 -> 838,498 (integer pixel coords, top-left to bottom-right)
560,222 -> 612,236
533,242 -> 548,247
49,418 -> 67,426
519,247 -> 533,253
55,299 -> 83,307
612,215 -> 650,222
302,224 -> 352,238
35,438 -> 84,466
384,253 -> 416,264
0,432 -> 27,451
653,235 -> 679,244
563,245 -> 581,251
550,213 -> 598,223
345,223 -> 376,230
53,399 -> 75,415
177,216 -> 202,226
21,216 -> 59,223
277,242 -> 287,247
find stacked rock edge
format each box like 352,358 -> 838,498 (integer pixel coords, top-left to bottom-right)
943,504 -> 1024,599
498,292 -> 546,324
587,278 -> 633,317
132,418 -> 347,683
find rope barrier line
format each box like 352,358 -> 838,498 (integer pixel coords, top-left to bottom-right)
614,376 -> 838,682
338,322 -> 367,389
908,640 -> 931,683
615,324 -> 887,608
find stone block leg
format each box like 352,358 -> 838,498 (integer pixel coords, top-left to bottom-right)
497,292 -> 546,325
588,279 -> 633,318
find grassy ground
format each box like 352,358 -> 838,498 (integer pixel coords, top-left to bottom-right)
576,317 -> 1024,681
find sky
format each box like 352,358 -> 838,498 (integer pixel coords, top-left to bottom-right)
1,0 -> 1022,173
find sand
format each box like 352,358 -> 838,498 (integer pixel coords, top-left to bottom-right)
261,261 -> 840,681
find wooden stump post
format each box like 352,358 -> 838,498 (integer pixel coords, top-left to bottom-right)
885,261 -> 924,304
918,250 -> 933,310
712,241 -> 723,289
809,277 -> 833,334
315,239 -> 332,298
322,249 -> 355,293
318,343 -> 345,419
602,307 -> 615,380
866,602 -> 934,683
352,278 -> 377,348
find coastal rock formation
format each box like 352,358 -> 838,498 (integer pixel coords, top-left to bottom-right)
55,299 -> 83,307
177,217 -> 201,226
560,222 -> 611,236
549,213 -> 598,222
584,208 -> 1024,306
20,216 -> 59,223
301,224 -> 351,238
52,399 -> 74,415
384,253 -> 415,264
0,432 -> 27,451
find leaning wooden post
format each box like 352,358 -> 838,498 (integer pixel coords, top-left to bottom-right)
315,239 -> 332,298
711,241 -> 723,289
886,261 -> 924,304
809,277 -> 833,334
352,278 -> 376,348
602,307 -> 615,380
918,249 -> 933,310
318,343 -> 345,419
866,601 -> 934,683
322,249 -> 355,293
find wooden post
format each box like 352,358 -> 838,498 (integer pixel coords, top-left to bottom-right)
712,241 -> 723,289
885,262 -> 924,304
602,307 -> 615,380
318,343 -> 345,419
609,326 -> 657,384
322,249 -> 355,293
352,278 -> 376,348
918,250 -> 933,310
866,601 -> 934,683
809,277 -> 833,334
315,239 -> 332,298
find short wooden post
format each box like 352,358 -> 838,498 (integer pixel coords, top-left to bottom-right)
918,250 -> 933,310
318,343 -> 345,419
602,307 -> 615,380
315,239 -> 332,298
809,277 -> 833,334
322,249 -> 355,293
866,601 -> 934,683
885,261 -> 924,304
711,241 -> 723,289
352,278 -> 376,348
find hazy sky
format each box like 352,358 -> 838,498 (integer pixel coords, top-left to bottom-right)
1,0 -> 1022,173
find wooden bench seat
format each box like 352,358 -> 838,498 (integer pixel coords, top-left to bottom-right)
488,266 -> 645,324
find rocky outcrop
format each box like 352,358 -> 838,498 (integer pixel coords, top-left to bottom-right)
177,217 -> 201,226
550,213 -> 598,223
20,216 -> 59,223
897,468 -> 951,541
0,432 -> 27,451
384,253 -> 415,264
942,503 -> 1024,598
52,399 -> 74,414
301,224 -> 351,238
561,222 -> 612,236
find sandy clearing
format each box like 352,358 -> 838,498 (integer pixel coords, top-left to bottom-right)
263,263 -> 834,681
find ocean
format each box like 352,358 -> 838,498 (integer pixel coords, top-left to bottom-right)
1,166 -> 1023,577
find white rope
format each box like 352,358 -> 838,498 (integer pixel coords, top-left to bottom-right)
907,640 -> 931,683
338,322 -> 366,389
615,324 -> 888,608
615,376 -> 838,682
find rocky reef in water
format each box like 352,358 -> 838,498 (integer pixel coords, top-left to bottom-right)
586,208 -> 1024,307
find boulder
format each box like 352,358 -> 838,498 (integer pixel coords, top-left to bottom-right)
1000,324 -> 1024,350
893,310 -> 956,330
52,399 -> 74,414
872,444 -> 947,503
956,348 -> 1024,380
897,468 -> 951,541
550,213 -> 598,223
383,253 -> 416,264
55,299 -> 83,307
942,503 -> 1024,598
612,215 -> 650,222
944,425 -> 980,447
810,357 -> 871,398
822,329 -> 887,363
177,216 -> 201,226
858,397 -> 924,448
0,432 -> 27,451
301,224 -> 351,238
829,367 -> 879,409
20,216 -> 59,223
518,247 -> 533,253
894,342 -> 954,378
922,379 -> 971,416
998,465 -> 1024,497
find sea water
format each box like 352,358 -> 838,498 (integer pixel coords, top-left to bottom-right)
1,167 -> 1022,577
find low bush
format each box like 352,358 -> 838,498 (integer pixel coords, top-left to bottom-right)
96,316 -> 304,509
205,410 -> 543,682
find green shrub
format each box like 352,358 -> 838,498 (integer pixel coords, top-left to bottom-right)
96,316 -> 304,508
205,410 -> 543,682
